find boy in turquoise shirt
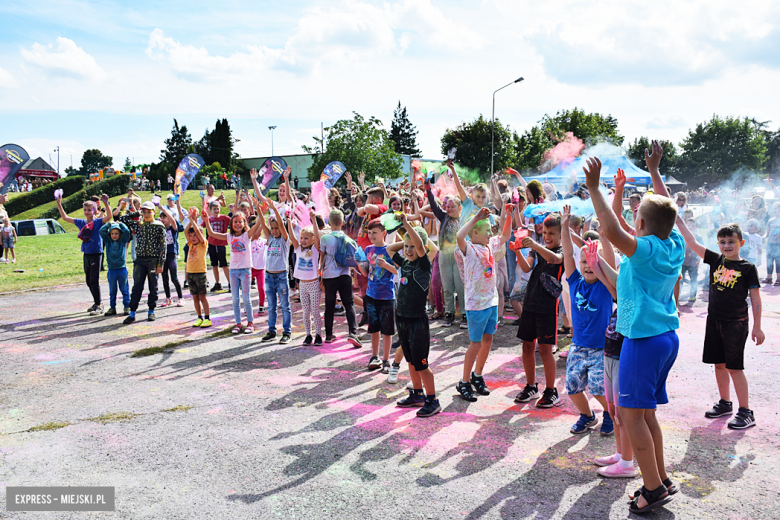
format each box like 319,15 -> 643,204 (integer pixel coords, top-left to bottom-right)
585,141 -> 684,515
99,222 -> 132,316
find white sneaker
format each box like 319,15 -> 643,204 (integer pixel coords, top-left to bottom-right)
176,298 -> 185,307
89,305 -> 104,316
387,364 -> 399,384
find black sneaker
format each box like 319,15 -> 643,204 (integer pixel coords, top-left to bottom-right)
313,334 -> 323,346
471,372 -> 491,396
104,307 -> 117,316
397,389 -> 426,408
358,312 -> 368,327
536,387 -> 561,408
334,304 -> 346,316
381,360 -> 391,374
211,283 -> 222,292
728,407 -> 756,430
417,398 -> 442,417
367,355 -> 382,370
347,333 -> 362,348
183,280 -> 189,289
86,304 -> 97,314
443,313 -> 455,327
459,315 -> 468,329
262,331 -> 277,342
456,381 -> 478,402
705,399 -> 733,418
325,334 -> 337,344
514,383 -> 539,403
147,313 -> 156,322
123,315 -> 136,325
280,333 -> 291,344
251,278 -> 256,287
302,335 -> 313,346
227,284 -> 231,293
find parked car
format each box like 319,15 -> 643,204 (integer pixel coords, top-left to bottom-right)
11,219 -> 67,236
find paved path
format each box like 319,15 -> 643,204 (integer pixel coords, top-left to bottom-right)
1,282 -> 779,519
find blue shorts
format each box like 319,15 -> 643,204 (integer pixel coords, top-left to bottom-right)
565,345 -> 605,395
466,306 -> 498,342
618,331 -> 679,409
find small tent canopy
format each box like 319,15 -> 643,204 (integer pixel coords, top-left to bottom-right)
524,155 -> 661,188
665,175 -> 686,192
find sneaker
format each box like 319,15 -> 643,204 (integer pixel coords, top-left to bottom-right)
251,278 -> 256,287
381,360 -> 391,374
367,356 -> 382,370
262,331 -> 277,342
334,305 -> 346,316
597,462 -> 636,478
123,315 -> 136,325
313,334 -> 323,346
571,413 -> 597,434
123,307 -> 131,316
358,312 -> 368,327
600,411 -> 614,436
302,335 -> 313,346
594,453 -> 621,467
417,398 -> 442,417
227,284 -> 231,293
211,283 -> 223,293
89,305 -> 103,316
536,387 -> 561,408
183,280 -> 189,289
497,317 -> 504,327
459,315 -> 468,329
192,318 -> 203,327
347,333 -> 362,348
559,349 -> 569,358
470,373 -> 491,396
763,277 -> 773,284
199,318 -> 212,328
325,334 -> 337,344
280,333 -> 291,344
257,306 -> 265,316
397,389 -> 426,408
514,383 -> 539,403
456,381 -> 478,402
147,313 -> 156,322
176,299 -> 185,307
728,407 -> 756,430
406,381 -> 414,390
704,399 -> 733,418
160,299 -> 172,308
243,323 -> 254,334
86,304 -> 97,313
443,313 -> 455,327
104,307 -> 117,316
387,364 -> 400,384
688,297 -> 696,303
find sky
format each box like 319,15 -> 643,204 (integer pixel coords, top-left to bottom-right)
2,0 -> 780,172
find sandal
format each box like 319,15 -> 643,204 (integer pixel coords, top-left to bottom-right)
629,484 -> 672,514
231,324 -> 243,334
629,478 -> 678,501
557,325 -> 571,335
429,311 -> 445,321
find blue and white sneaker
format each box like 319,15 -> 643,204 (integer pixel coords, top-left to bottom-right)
600,411 -> 615,436
570,413 -> 597,434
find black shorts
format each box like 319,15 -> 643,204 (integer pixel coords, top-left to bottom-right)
517,309 -> 558,345
207,244 -> 228,268
703,315 -> 748,370
397,315 -> 430,371
187,273 -> 208,296
365,295 -> 395,336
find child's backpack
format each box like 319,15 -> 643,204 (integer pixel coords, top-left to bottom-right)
78,221 -> 95,242
333,233 -> 359,268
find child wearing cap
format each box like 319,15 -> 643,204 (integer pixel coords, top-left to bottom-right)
123,201 -> 167,324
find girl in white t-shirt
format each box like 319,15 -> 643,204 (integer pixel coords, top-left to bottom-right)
249,215 -> 267,315
288,209 -> 322,345
204,210 -> 264,334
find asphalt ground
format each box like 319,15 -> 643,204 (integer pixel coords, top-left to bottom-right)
1,279 -> 779,519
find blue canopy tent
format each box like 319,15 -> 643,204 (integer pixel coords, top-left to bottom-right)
524,155 -> 661,187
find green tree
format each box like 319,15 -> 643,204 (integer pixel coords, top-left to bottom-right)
389,101 -> 421,156
79,149 -> 113,176
123,157 -> 132,172
677,115 -> 768,185
302,112 -> 403,183
211,118 -> 234,170
763,128 -> 780,175
63,165 -> 78,177
440,115 -> 516,178
513,126 -> 551,174
160,118 -> 192,165
626,137 -> 679,175
195,128 -> 213,165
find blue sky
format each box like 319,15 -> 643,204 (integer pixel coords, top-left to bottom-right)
2,0 -> 780,172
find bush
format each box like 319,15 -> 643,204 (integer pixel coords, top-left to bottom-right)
40,175 -> 131,220
4,176 -> 86,217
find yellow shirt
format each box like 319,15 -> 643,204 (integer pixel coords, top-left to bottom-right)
187,241 -> 208,274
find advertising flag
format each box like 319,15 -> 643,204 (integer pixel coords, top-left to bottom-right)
0,144 -> 30,195
173,153 -> 205,197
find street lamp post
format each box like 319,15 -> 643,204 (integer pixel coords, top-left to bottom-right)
54,146 -> 60,177
491,77 -> 524,175
268,126 -> 277,156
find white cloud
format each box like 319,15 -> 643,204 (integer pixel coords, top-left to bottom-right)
0,66 -> 18,88
21,37 -> 104,80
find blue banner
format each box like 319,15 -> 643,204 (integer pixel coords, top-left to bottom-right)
320,161 -> 347,190
173,153 -> 205,196
259,156 -> 287,195
0,144 -> 30,195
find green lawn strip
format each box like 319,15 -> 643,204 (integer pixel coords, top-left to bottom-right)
131,339 -> 192,357
162,405 -> 193,412
27,421 -> 71,432
85,411 -> 140,424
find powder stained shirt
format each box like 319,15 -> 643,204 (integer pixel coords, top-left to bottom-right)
265,235 -> 289,273
365,244 -> 395,300
703,249 -> 760,321
461,237 -> 502,312
135,219 -> 167,267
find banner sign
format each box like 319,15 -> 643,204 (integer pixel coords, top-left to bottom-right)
0,144 -> 30,195
258,157 -> 287,195
173,153 -> 205,197
320,161 -> 346,190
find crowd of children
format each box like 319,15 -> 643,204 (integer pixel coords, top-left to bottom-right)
52,143 -> 767,515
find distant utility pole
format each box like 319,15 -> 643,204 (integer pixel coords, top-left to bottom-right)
269,126 -> 277,156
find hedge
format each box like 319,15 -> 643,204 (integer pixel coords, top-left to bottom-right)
4,176 -> 86,217
39,175 -> 132,220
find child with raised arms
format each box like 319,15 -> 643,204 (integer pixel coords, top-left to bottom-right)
256,191 -> 292,344
184,208 -> 212,328
288,208 -> 323,346
98,221 -> 132,316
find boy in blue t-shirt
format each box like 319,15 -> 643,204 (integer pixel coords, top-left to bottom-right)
358,220 -> 397,373
561,206 -> 614,436
99,222 -> 132,316
585,141 -> 684,515
56,194 -> 113,315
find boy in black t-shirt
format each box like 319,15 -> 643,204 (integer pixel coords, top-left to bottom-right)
515,213 -> 565,408
387,215 -> 441,417
677,220 -> 764,430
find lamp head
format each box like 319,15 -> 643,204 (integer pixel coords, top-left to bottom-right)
514,77 -> 524,83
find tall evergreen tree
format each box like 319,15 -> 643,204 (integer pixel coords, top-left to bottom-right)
160,119 -> 192,165
195,128 -> 214,165
211,118 -> 234,169
389,101 -> 421,156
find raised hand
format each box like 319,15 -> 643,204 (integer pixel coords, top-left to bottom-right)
561,204 -> 571,226
584,239 -> 600,270
358,171 -> 365,184
309,208 -> 317,222
644,140 -> 664,173
283,166 -> 291,180
614,168 -> 626,191
345,171 -> 352,186
250,168 -> 258,179
583,157 -> 602,190
476,207 -> 491,220
101,193 -> 109,204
